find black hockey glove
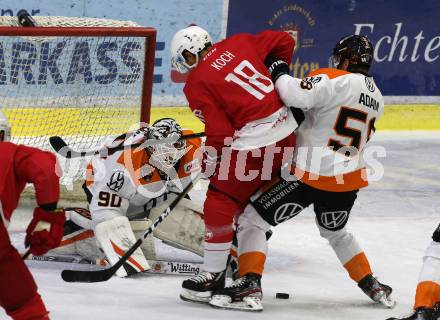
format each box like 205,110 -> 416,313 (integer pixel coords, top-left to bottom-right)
265,56 -> 290,83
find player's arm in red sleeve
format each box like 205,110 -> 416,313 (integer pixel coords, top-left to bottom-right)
253,30 -> 295,64
14,145 -> 66,256
14,145 -> 60,208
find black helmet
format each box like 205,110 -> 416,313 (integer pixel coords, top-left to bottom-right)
331,35 -> 374,73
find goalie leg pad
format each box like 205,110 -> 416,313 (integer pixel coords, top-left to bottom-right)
150,198 -> 204,256
94,216 -> 150,277
49,208 -> 102,260
130,219 -> 156,260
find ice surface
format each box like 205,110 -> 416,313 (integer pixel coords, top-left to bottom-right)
2,131 -> 439,320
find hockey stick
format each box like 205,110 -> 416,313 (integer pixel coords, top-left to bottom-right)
49,132 -> 205,159
21,249 -> 31,260
27,254 -> 202,276
61,173 -> 202,283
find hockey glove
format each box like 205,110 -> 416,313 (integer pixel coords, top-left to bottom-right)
265,55 -> 290,83
25,207 -> 66,256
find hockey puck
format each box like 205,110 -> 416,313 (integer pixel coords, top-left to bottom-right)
275,292 -> 290,299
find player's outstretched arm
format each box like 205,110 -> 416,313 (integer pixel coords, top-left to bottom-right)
14,145 -> 66,256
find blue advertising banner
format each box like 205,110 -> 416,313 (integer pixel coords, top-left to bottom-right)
0,0 -> 225,105
227,0 -> 440,96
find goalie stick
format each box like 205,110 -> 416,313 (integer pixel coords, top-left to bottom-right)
61,173 -> 202,283
27,254 -> 202,276
49,132 -> 205,158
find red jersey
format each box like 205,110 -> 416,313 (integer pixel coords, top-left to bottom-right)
184,30 -> 295,151
0,142 -> 60,221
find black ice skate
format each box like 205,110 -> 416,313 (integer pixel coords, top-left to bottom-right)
180,271 -> 226,304
358,274 -> 396,308
210,273 -> 263,312
386,306 -> 438,320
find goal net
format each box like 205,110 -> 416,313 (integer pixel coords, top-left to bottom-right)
0,16 -> 156,189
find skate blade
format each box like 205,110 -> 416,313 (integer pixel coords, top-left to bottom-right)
180,289 -> 211,304
209,295 -> 263,312
378,294 -> 396,309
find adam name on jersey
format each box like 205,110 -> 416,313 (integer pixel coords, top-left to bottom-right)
359,93 -> 379,111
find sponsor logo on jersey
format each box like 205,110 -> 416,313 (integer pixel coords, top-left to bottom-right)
184,159 -> 200,174
320,210 -> 349,230
364,77 -> 376,92
273,202 -> 303,224
107,170 -> 125,192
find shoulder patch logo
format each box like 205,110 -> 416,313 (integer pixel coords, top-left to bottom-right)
107,171 -> 125,192
300,76 -> 321,90
365,77 -> 375,92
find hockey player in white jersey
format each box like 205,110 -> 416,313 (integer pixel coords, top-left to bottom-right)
210,35 -> 394,311
49,118 -> 205,277
387,224 -> 440,320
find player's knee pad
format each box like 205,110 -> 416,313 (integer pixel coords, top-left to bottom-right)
317,223 -> 362,264
238,204 -> 272,233
236,204 -> 271,256
318,224 -> 351,244
433,223 -> 440,243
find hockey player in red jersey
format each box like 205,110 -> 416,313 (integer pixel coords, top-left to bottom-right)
209,35 -> 395,311
387,224 -> 440,320
170,26 -> 298,303
0,111 -> 66,320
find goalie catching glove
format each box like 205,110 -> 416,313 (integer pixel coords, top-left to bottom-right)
25,206 -> 66,256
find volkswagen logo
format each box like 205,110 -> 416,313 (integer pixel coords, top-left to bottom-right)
320,211 -> 348,230
273,203 -> 303,224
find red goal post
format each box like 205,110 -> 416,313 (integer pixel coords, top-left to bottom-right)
0,18 -> 156,186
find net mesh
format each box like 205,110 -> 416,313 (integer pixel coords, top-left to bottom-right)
0,17 -> 151,185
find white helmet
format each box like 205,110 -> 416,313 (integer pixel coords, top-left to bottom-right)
170,25 -> 212,73
0,110 -> 11,142
147,118 -> 187,170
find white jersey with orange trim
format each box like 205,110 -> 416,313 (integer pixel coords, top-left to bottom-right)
275,68 -> 384,192
84,129 -> 202,224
